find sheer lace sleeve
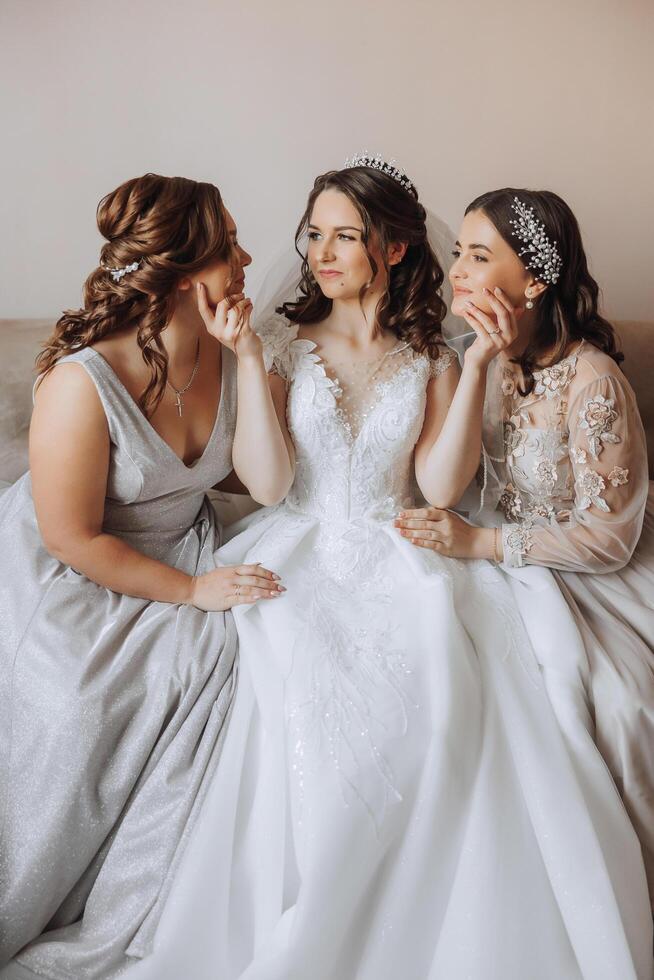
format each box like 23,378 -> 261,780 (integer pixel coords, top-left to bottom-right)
428,345 -> 457,380
502,372 -> 649,572
256,314 -> 299,382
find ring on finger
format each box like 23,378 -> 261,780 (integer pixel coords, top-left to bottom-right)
488,328 -> 501,335
235,585 -> 241,597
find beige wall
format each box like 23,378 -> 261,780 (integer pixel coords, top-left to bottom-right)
1,0 -> 652,320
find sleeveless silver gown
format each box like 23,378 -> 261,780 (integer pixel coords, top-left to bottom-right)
0,345 -> 238,978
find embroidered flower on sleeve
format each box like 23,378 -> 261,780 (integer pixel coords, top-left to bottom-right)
503,420 -> 528,459
501,376 -> 516,397
505,523 -> 534,555
577,394 -> 620,459
608,465 -> 629,487
569,446 -> 587,465
576,467 -> 611,513
499,482 -> 523,520
533,359 -> 576,399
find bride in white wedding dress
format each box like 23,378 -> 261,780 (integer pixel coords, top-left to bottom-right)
129,160 -> 653,980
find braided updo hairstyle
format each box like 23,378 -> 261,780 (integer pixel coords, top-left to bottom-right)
37,173 -> 232,415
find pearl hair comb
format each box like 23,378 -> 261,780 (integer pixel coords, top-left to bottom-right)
509,197 -> 562,285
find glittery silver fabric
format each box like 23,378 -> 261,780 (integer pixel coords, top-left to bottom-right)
0,346 -> 238,978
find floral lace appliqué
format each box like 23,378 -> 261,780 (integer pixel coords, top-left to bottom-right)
503,420 -> 528,459
499,482 -> 523,520
578,394 -> 620,459
532,458 -> 558,492
608,465 -> 629,487
570,446 -> 588,465
505,522 -> 534,555
533,356 -> 577,400
576,467 -> 610,512
429,348 -> 456,380
257,314 -> 299,379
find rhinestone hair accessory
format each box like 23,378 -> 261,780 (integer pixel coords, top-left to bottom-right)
509,197 -> 562,284
104,259 -> 142,283
344,151 -> 414,193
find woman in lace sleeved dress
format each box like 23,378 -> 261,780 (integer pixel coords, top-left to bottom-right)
125,164 -> 652,980
0,174 -> 290,978
396,187 -> 654,909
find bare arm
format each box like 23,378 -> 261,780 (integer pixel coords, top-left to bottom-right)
197,284 -> 294,506
414,356 -> 485,508
231,357 -> 295,506
30,363 -> 282,610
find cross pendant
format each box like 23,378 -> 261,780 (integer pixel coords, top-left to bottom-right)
175,394 -> 183,417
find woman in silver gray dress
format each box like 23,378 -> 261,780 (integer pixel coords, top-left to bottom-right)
0,173 -> 292,978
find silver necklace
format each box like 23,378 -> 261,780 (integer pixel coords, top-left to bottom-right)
166,339 -> 201,417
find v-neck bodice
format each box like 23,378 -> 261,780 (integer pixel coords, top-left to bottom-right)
57,346 -> 237,558
258,315 -> 455,522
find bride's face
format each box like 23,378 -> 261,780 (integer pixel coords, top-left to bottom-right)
449,209 -> 533,318
306,189 -> 386,301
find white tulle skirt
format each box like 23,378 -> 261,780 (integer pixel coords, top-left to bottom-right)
126,505 -> 653,980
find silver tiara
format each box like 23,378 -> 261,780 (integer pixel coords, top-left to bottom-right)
509,197 -> 562,284
344,151 -> 414,193
103,259 -> 142,283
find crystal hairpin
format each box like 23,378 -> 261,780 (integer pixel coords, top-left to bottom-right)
103,259 -> 142,283
344,151 -> 414,193
509,197 -> 562,284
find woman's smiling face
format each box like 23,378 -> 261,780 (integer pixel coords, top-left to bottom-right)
449,209 -> 536,318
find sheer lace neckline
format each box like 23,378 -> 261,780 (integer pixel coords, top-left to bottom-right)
303,338 -> 414,442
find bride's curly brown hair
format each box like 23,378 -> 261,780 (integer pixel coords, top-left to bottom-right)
280,167 -> 446,358
37,173 -> 233,415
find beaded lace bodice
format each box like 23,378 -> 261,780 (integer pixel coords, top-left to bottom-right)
258,316 -> 455,524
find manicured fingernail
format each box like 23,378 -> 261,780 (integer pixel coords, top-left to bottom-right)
494,287 -> 502,294
272,573 -> 280,580
483,287 -> 490,294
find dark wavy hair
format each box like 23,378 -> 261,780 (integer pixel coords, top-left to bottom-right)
37,173 -> 233,415
465,187 -> 622,394
280,167 -> 446,358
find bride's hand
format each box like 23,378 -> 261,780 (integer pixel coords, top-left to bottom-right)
196,283 -> 262,360
187,563 -> 285,611
394,507 -> 497,560
461,287 -> 522,371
